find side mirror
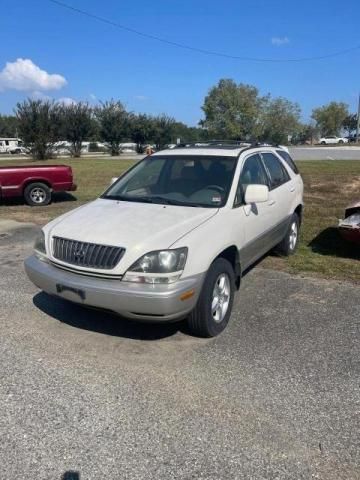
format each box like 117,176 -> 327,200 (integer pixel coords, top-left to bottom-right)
110,177 -> 118,186
245,184 -> 269,204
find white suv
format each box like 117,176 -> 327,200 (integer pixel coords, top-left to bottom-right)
25,142 -> 304,337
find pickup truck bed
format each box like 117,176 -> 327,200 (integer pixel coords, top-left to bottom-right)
0,164 -> 77,206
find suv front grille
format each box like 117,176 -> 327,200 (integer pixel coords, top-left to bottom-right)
52,237 -> 125,270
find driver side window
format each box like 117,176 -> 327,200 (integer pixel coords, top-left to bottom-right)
235,154 -> 268,206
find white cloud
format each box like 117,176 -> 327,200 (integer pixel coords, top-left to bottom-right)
32,90 -> 52,101
134,95 -> 148,101
58,97 -> 77,106
0,58 -> 67,92
89,93 -> 97,100
271,37 -> 290,46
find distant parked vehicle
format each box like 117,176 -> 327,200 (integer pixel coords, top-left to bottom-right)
0,164 -> 77,206
0,138 -> 27,154
319,136 -> 349,145
345,135 -> 357,143
338,201 -> 360,245
120,143 -> 137,154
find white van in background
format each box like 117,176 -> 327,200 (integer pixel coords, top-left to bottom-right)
0,138 -> 26,154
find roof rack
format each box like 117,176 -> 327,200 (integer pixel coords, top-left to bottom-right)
249,142 -> 279,148
174,140 -> 252,150
173,140 -> 283,151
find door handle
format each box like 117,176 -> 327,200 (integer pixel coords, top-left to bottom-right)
290,186 -> 295,192
268,200 -> 276,206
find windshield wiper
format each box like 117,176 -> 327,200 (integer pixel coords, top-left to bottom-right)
103,194 -> 154,203
146,196 -> 203,207
103,194 -> 202,207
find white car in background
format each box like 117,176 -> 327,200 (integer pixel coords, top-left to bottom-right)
319,136 -> 349,145
25,142 -> 304,337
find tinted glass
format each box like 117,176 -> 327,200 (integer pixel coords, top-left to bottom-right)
235,154 -> 268,205
276,150 -> 299,174
261,152 -> 290,189
103,155 -> 238,208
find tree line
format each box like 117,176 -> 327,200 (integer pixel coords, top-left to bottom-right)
0,78 -> 358,159
0,99 -> 207,160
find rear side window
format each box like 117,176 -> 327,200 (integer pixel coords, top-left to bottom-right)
261,152 -> 290,190
276,150 -> 299,174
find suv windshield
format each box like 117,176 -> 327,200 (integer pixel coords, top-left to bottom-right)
102,155 -> 238,208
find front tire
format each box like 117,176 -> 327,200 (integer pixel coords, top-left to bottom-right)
24,182 -> 51,206
276,213 -> 300,256
188,258 -> 235,337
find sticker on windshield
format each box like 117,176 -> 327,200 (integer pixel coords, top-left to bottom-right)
212,196 -> 222,203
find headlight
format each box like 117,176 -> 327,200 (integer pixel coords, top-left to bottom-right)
123,248 -> 187,284
34,231 -> 46,257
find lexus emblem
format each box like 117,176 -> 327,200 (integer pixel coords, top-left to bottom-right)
74,248 -> 86,261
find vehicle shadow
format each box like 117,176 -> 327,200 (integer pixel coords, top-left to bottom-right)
308,226 -> 360,260
52,192 -> 77,203
62,472 -> 80,480
33,292 -> 185,340
0,192 -> 76,206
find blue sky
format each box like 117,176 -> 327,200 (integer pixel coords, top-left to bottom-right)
0,0 -> 359,125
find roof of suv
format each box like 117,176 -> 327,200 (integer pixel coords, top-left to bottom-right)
152,142 -> 288,158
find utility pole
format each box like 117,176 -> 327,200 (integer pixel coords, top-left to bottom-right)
357,92 -> 360,143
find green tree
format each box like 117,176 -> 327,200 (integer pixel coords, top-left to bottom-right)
15,99 -> 62,159
152,114 -> 177,149
291,122 -> 318,145
311,101 -> 349,136
129,113 -> 154,151
59,102 -> 94,157
200,79 -> 266,140
170,123 -> 209,144
94,100 -> 130,155
0,115 -> 19,137
342,113 -> 358,136
260,97 -> 301,144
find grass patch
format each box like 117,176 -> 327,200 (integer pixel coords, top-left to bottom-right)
261,160 -> 360,283
1,157 -> 359,283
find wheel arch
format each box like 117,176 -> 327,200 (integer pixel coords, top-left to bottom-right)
22,178 -> 52,193
294,204 -> 303,225
215,245 -> 241,290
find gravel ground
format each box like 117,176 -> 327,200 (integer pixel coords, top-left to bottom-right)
0,222 -> 359,480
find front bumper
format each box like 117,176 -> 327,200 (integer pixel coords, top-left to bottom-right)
24,255 -> 204,322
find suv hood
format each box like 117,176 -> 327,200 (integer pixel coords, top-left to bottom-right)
47,198 -> 218,271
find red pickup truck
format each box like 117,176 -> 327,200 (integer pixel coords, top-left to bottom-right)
0,164 -> 77,206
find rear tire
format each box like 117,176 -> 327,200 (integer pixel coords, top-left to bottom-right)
188,258 -> 235,338
24,182 -> 51,206
275,213 -> 300,256
338,140 -> 344,144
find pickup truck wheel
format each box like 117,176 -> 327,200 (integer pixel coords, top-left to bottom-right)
275,213 -> 300,256
24,182 -> 51,206
188,258 -> 235,338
